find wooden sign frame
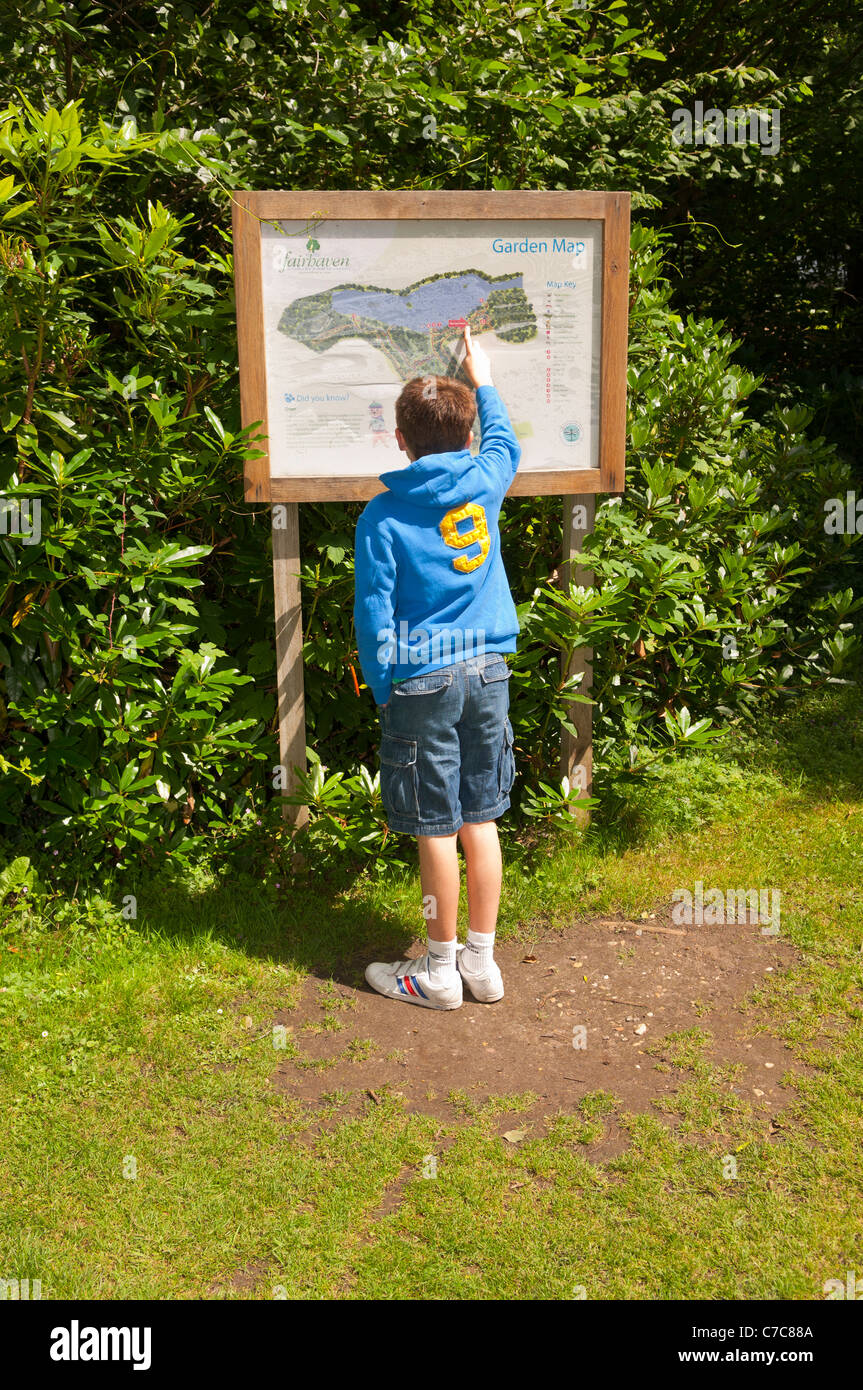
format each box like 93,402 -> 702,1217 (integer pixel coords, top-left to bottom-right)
232,189 -> 630,503
230,190 -> 630,826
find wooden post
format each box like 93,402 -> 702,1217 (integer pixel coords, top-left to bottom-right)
560,494 -> 595,825
272,504 -> 308,826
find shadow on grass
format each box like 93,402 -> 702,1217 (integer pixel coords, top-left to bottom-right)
134,858 -> 416,990
585,680 -> 863,856
726,680 -> 863,799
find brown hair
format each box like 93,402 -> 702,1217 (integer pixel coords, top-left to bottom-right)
394,376 -> 476,459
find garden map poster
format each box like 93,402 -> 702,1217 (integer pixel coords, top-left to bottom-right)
258,218 -> 603,480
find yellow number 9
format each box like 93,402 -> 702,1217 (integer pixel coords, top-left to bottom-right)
439,502 -> 490,573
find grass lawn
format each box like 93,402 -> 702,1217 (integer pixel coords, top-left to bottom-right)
1,686 -> 861,1300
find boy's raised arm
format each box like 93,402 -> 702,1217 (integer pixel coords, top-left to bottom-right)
460,325 -> 521,494
353,511 -> 397,707
474,383 -> 521,493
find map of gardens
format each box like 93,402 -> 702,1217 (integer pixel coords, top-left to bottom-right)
279,270 -> 536,379
259,219 -> 602,480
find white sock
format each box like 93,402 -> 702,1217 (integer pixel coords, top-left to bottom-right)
426,938 -> 458,981
463,928 -> 495,970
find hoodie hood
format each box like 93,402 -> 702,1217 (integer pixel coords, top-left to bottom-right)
379,450 -> 485,509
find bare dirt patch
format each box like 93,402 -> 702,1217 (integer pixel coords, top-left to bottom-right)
270,909 -> 804,1139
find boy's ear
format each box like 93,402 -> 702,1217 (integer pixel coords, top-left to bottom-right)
395,426 -> 413,460
466,429 -> 473,448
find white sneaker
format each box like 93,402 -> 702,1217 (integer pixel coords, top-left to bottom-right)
456,944 -> 504,1003
365,952 -> 463,1010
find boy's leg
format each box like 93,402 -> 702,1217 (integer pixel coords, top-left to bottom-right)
456,819 -> 505,1001
417,832 -> 460,942
364,830 -> 462,1006
364,759 -> 464,1008
417,832 -> 460,986
366,666 -> 466,1008
457,820 -> 501,934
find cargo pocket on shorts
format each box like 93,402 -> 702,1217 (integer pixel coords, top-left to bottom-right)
380,735 -> 420,819
498,718 -> 515,798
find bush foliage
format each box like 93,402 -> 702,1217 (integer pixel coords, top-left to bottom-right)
1,3 -> 861,876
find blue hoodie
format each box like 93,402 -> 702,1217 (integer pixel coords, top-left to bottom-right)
354,384 -> 521,707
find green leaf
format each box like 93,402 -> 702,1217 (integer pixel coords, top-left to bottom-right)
203,406 -> 225,441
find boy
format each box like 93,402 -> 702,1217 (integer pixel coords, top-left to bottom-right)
353,326 -> 520,1010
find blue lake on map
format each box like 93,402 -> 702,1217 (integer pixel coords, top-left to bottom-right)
330,273 -> 523,328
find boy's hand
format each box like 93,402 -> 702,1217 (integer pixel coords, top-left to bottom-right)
460,324 -> 493,389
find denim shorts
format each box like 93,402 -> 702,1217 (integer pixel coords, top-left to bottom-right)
377,653 -> 516,836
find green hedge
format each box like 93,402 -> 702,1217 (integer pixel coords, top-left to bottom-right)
0,101 -> 859,876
